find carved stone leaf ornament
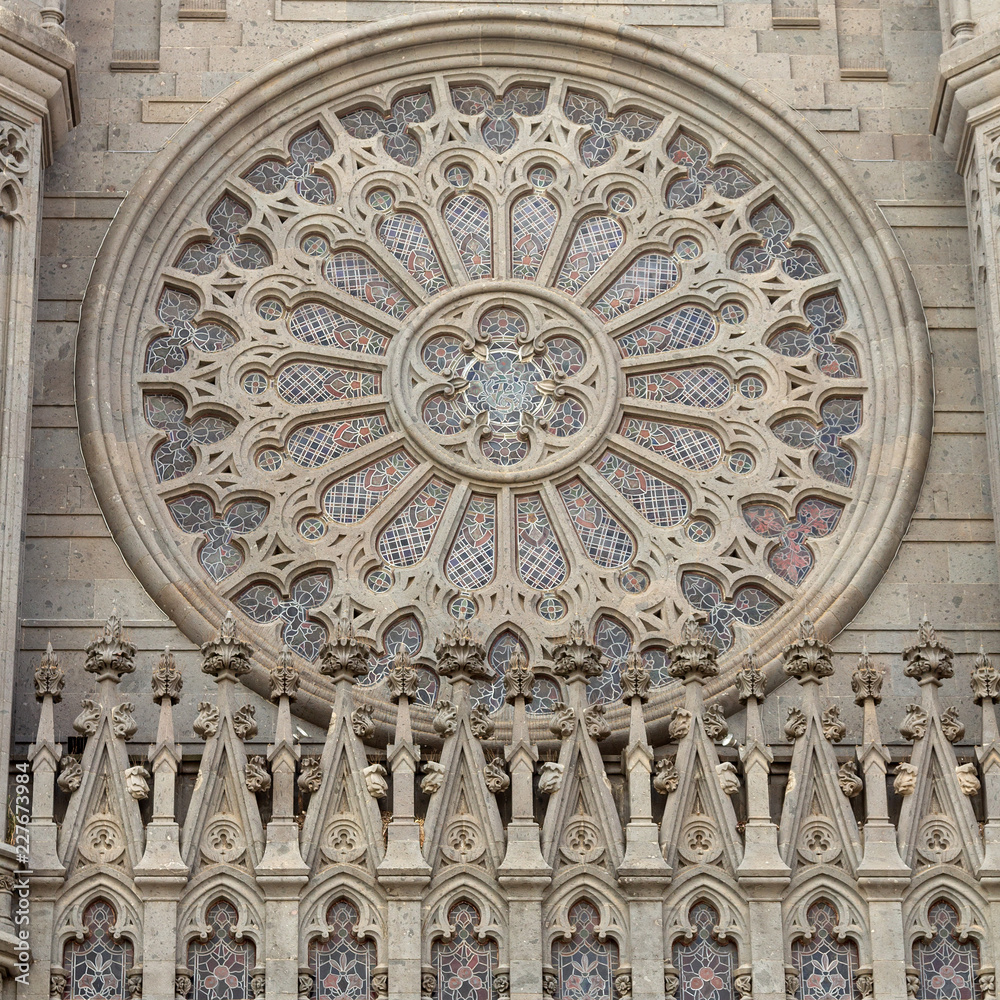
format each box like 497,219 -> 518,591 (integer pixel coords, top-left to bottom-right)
703,704 -> 729,741
78,16 -> 931,736
298,755 -> 323,794
111,701 -> 138,740
821,705 -> 846,743
34,643 -> 65,701
484,756 -> 510,793
57,755 -> 82,793
193,701 -> 220,740
73,698 -> 101,736
233,704 -> 258,740
245,755 -> 272,793
549,703 -> 575,739
838,759 -> 863,798
653,757 -> 679,794
420,760 -> 447,795
363,762 -> 388,798
151,646 -> 183,702
351,703 -> 375,740
899,704 -> 928,741
124,765 -> 150,800
894,762 -> 918,796
538,761 -> 565,795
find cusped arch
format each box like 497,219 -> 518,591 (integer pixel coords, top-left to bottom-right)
783,868 -> 870,967
77,11 -> 931,738
543,873 -> 629,961
423,871 -> 509,967
299,869 -> 386,961
177,869 -> 265,956
663,867 -> 749,960
903,869 -> 991,967
52,873 -> 144,966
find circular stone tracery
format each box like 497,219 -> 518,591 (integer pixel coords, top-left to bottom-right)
392,286 -> 617,481
78,15 -> 931,734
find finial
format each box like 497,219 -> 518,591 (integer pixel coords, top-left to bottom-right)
201,612 -> 253,679
269,644 -> 300,702
851,646 -> 883,706
386,648 -> 418,701
735,647 -> 765,703
551,619 -> 606,680
782,615 -> 833,682
435,622 -> 491,681
902,615 -> 953,685
151,645 -> 183,704
34,642 -> 65,702
503,646 -> 535,703
971,647 -> 1000,704
84,611 -> 137,683
318,615 -> 375,680
668,615 -> 718,683
620,650 -> 650,702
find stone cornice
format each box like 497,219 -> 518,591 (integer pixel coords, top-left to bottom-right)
932,29 -> 1000,167
0,5 -> 77,162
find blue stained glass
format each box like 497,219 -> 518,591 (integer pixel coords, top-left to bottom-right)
167,493 -> 268,583
286,415 -> 388,469
64,900 -> 133,1000
731,201 -> 825,281
626,367 -> 732,408
176,195 -> 271,275
681,572 -> 780,652
619,417 -> 723,472
771,397 -> 861,487
556,215 -> 625,295
592,254 -> 679,322
510,193 -> 558,280
768,293 -> 860,379
339,91 -> 435,166
146,286 -> 236,374
666,131 -> 756,208
244,126 -> 335,205
451,84 -> 548,152
237,571 -> 331,662
378,212 -> 449,295
589,616 -> 632,703
563,91 -> 660,167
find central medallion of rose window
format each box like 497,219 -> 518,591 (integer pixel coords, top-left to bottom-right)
393,288 -> 616,481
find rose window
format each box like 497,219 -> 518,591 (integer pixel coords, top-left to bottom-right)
79,29 -> 930,734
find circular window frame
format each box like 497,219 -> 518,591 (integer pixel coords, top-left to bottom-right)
77,11 -> 931,742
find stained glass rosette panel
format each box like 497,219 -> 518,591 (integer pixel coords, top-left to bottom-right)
65,900 -> 134,1000
673,904 -> 737,1000
132,73 -> 873,715
433,902 -> 497,1000
792,902 -> 858,1000
311,899 -> 376,1000
188,901 -> 254,1000
912,902 -> 979,1000
552,901 -> 619,1000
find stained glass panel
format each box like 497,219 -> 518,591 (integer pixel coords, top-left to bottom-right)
323,452 -> 415,523
176,195 -> 271,274
771,398 -> 861,487
619,417 -> 723,471
236,570 -> 331,661
616,305 -> 718,357
146,286 -> 236,374
590,616 -> 632,703
445,494 -> 497,590
743,497 -> 843,585
768,293 -> 859,379
362,615 -> 423,685
64,900 -> 133,1000
511,193 -> 558,280
339,91 -> 435,166
167,493 -> 269,583
666,132 -> 756,208
474,630 -> 524,712
451,84 -> 548,152
288,302 -> 389,356
433,901 -> 497,1000
597,453 -> 688,526
672,903 -> 737,1000
244,126 -> 335,205
556,215 -> 625,294
560,480 -> 635,568
516,494 -> 569,589
275,364 -> 380,404
310,899 -> 376,1000
378,211 -> 449,295
286,415 -> 389,468
552,900 -> 619,1000
681,572 -> 781,651
324,252 -> 413,318
563,91 -> 660,167
626,367 -> 732,408
188,900 -> 254,1000
731,201 -> 825,281
376,479 -> 453,567
592,255 -> 679,321
444,193 -> 493,279
913,902 -> 979,1000
792,901 -> 858,1000
145,394 -> 236,483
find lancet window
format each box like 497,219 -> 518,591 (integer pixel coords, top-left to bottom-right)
188,900 -> 255,1000
310,899 -> 376,1000
432,901 -> 498,1000
672,902 -> 737,1000
62,899 -> 134,1000
552,900 -> 619,1000
912,901 -> 980,1000
791,900 -> 858,1000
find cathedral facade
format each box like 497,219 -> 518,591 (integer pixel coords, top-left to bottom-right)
2,0 -> 1000,998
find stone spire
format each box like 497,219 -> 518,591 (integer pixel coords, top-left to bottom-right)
972,649 -> 1000,874
28,643 -> 66,874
